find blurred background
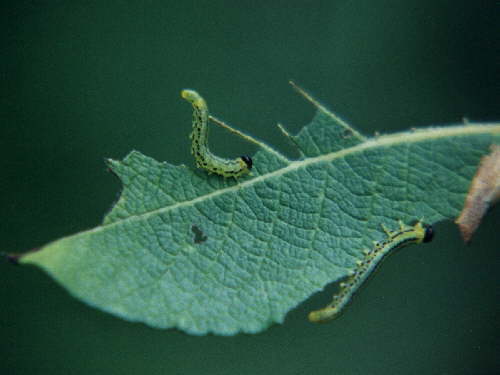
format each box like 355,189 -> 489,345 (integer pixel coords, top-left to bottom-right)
1,1 -> 498,374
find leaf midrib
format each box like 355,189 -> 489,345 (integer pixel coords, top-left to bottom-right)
87,123 -> 499,236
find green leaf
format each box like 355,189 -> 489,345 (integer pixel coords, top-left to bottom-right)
17,92 -> 500,335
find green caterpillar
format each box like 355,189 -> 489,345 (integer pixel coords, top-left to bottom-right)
181,89 -> 252,178
309,221 -> 434,323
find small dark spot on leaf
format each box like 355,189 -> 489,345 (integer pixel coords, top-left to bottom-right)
191,225 -> 207,244
342,129 -> 353,138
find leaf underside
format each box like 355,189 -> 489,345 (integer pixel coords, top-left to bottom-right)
21,99 -> 499,335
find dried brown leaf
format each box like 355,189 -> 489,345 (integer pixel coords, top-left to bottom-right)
455,145 -> 500,242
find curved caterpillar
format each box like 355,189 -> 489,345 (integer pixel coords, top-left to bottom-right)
181,89 -> 252,178
309,221 -> 434,323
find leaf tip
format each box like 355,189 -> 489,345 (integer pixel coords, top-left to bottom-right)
2,247 -> 41,265
2,252 -> 19,265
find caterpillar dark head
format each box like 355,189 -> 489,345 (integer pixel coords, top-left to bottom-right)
422,224 -> 434,243
240,156 -> 253,170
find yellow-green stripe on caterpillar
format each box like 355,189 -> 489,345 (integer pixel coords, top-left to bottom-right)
181,89 -> 252,178
309,221 -> 434,323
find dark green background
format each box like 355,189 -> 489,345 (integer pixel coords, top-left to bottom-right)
2,1 -> 498,374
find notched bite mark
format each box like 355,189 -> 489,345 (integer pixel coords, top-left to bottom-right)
191,225 -> 208,244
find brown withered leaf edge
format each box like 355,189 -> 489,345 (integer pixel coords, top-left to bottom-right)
455,145 -> 500,243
